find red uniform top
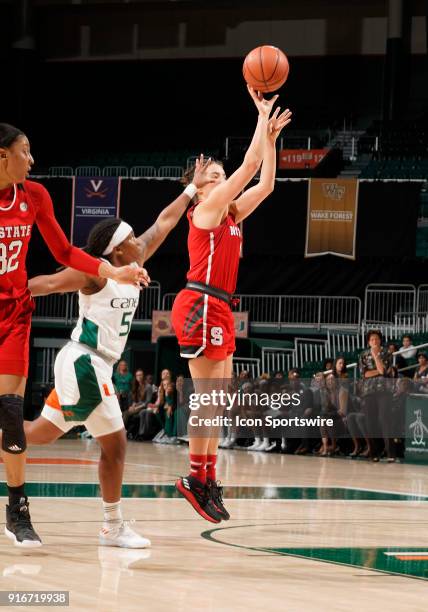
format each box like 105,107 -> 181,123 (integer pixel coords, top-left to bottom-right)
0,180 -> 101,301
186,206 -> 242,295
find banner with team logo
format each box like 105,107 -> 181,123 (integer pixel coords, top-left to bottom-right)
71,177 -> 121,247
151,310 -> 249,343
305,178 -> 359,260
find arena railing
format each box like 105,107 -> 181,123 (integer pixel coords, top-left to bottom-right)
294,337 -> 329,368
417,285 -> 428,312
163,293 -> 361,329
261,347 -> 295,375
364,284 -> 417,325
33,281 -> 161,323
233,357 -> 261,379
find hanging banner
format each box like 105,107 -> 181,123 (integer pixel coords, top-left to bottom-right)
71,177 -> 121,247
305,178 -> 359,260
279,148 -> 329,169
151,311 -> 249,343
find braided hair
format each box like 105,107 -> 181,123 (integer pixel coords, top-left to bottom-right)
86,218 -> 122,258
0,123 -> 25,148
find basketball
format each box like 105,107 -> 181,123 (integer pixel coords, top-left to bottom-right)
243,45 -> 289,93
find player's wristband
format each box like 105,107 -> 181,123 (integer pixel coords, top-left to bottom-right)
183,183 -> 198,199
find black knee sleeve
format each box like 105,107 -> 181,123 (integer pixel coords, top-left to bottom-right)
0,395 -> 26,454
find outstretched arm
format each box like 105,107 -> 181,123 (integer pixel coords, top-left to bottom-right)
28,267 -> 92,297
233,107 -> 292,223
137,155 -> 214,263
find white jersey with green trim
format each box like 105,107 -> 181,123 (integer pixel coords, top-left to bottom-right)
70,273 -> 140,362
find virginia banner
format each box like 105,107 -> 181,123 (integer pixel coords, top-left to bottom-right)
305,178 -> 359,259
71,177 -> 121,247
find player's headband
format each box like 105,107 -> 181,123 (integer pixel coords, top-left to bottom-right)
102,221 -> 133,255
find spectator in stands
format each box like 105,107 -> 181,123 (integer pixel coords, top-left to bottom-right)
359,330 -> 393,461
323,358 -> 334,373
274,370 -> 285,380
399,335 -> 417,361
286,368 -> 312,453
399,335 -> 418,378
346,380 -> 369,458
176,374 -> 191,438
387,342 -> 407,373
318,373 -> 347,456
162,381 -> 178,444
391,377 -> 413,460
294,372 -> 323,455
124,370 -> 157,437
332,357 -> 348,379
144,374 -> 157,399
413,352 -> 428,392
113,359 -> 133,412
122,368 -> 145,428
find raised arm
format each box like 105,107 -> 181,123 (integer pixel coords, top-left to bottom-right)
137,155 -> 214,263
233,107 -> 292,223
196,87 -> 278,215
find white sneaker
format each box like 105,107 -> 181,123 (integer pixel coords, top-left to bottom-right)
223,437 -> 237,449
265,442 -> 277,452
99,522 -> 151,549
256,440 -> 270,451
247,439 -> 262,451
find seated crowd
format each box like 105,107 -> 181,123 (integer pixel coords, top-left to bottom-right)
111,331 -> 424,462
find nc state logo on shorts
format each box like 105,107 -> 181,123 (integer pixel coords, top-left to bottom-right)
20,202 -> 28,212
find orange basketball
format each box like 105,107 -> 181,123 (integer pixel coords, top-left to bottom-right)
243,45 -> 289,93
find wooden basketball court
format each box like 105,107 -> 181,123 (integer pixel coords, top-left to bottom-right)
1,441 -> 428,611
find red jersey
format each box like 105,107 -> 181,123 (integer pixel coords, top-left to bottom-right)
0,180 -> 100,301
186,206 -> 242,295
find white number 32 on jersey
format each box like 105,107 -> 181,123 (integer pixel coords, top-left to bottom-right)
210,326 -> 223,346
0,240 -> 23,275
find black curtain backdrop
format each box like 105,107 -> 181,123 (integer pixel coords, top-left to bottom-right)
28,178 -> 422,298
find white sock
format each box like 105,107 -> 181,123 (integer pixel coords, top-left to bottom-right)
102,500 -> 123,531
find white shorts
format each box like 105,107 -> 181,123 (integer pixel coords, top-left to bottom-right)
41,341 -> 123,438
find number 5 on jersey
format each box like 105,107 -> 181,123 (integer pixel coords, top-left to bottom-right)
119,311 -> 132,336
210,326 -> 223,346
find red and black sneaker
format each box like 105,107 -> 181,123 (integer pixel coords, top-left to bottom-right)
207,479 -> 230,521
175,476 -> 223,523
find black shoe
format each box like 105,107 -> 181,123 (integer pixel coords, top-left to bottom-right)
176,476 -> 223,523
207,479 -> 230,521
5,498 -> 42,548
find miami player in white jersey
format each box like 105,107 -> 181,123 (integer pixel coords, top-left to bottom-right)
0,156 -> 214,548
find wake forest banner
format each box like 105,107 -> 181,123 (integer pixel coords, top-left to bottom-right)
71,178 -> 121,247
305,178 -> 359,260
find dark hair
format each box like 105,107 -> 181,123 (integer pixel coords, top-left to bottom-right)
388,342 -> 399,351
181,157 -> 224,186
417,352 -> 428,360
131,369 -> 145,402
333,356 -> 347,377
0,123 -> 25,148
402,334 -> 412,341
366,329 -> 383,344
86,218 -> 122,257
323,357 -> 334,370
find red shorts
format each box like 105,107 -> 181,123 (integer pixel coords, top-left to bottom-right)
171,289 -> 235,361
0,292 -> 34,377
